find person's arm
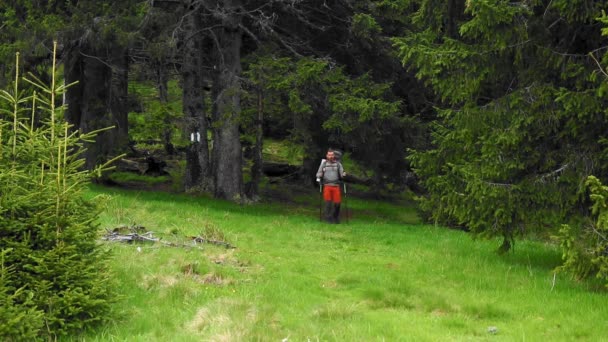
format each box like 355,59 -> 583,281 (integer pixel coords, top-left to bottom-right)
339,162 -> 346,178
316,160 -> 326,181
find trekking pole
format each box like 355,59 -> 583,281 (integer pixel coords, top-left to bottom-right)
319,181 -> 323,222
343,182 -> 349,224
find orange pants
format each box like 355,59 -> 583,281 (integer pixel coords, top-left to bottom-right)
323,185 -> 342,204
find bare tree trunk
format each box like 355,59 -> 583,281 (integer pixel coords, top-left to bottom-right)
108,49 -> 129,157
64,42 -> 129,170
248,89 -> 263,199
182,5 -> 212,192
156,60 -> 174,155
447,0 -> 466,39
211,0 -> 243,201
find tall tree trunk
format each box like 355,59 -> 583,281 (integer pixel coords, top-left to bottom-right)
446,0 -> 465,39
156,60 -> 174,155
182,5 -> 212,192
64,42 -> 129,170
211,0 -> 244,201
108,48 -> 129,158
247,88 -> 263,199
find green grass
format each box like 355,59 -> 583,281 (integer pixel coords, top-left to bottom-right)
263,139 -> 303,165
67,184 -> 608,341
108,171 -> 171,185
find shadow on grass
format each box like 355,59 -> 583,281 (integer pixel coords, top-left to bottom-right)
495,240 -> 563,273
89,182 -> 421,226
262,182 -> 420,225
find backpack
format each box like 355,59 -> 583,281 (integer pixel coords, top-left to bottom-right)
333,150 -> 343,162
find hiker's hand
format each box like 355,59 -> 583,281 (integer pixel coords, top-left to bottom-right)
342,172 -> 347,177
316,178 -> 320,183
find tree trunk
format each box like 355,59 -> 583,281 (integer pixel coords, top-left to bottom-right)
156,60 -> 174,155
182,5 -> 212,192
303,151 -> 323,187
64,42 -> 129,170
211,0 -> 243,201
248,89 -> 263,199
447,0 -> 465,39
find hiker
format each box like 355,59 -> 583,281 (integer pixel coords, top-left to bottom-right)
316,149 -> 346,223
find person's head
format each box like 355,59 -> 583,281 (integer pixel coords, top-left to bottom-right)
326,149 -> 335,162
326,148 -> 342,162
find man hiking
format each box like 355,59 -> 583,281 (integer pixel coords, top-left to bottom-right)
316,149 -> 346,224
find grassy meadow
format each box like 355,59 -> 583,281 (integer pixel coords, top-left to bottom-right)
67,183 -> 608,341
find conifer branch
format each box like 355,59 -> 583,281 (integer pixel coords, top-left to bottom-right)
589,52 -> 608,79
537,164 -> 569,183
483,181 -> 513,188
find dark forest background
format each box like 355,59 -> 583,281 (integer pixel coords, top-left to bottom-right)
4,1 -> 608,339
2,0 -> 608,290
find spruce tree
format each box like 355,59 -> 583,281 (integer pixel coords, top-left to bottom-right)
0,46 -> 116,339
394,1 -> 608,250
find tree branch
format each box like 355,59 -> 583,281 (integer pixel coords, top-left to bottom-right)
589,52 -> 608,79
536,164 -> 569,184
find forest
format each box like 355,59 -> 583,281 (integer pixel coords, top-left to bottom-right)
2,0 -> 608,339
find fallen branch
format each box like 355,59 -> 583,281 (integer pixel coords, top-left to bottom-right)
101,225 -> 236,250
190,236 -> 236,249
103,225 -> 159,243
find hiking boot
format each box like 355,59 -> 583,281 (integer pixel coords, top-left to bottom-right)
333,203 -> 341,224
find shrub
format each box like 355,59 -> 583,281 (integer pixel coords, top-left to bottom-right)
0,47 -> 117,339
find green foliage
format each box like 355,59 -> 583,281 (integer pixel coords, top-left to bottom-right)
0,50 -> 116,339
325,73 -> 401,132
262,139 -> 303,165
243,53 -> 411,189
0,249 -> 44,341
394,0 -> 531,104
557,176 -> 608,286
244,55 -> 401,132
351,13 -> 382,39
0,0 -> 144,88
396,0 -> 608,249
128,79 -> 185,149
